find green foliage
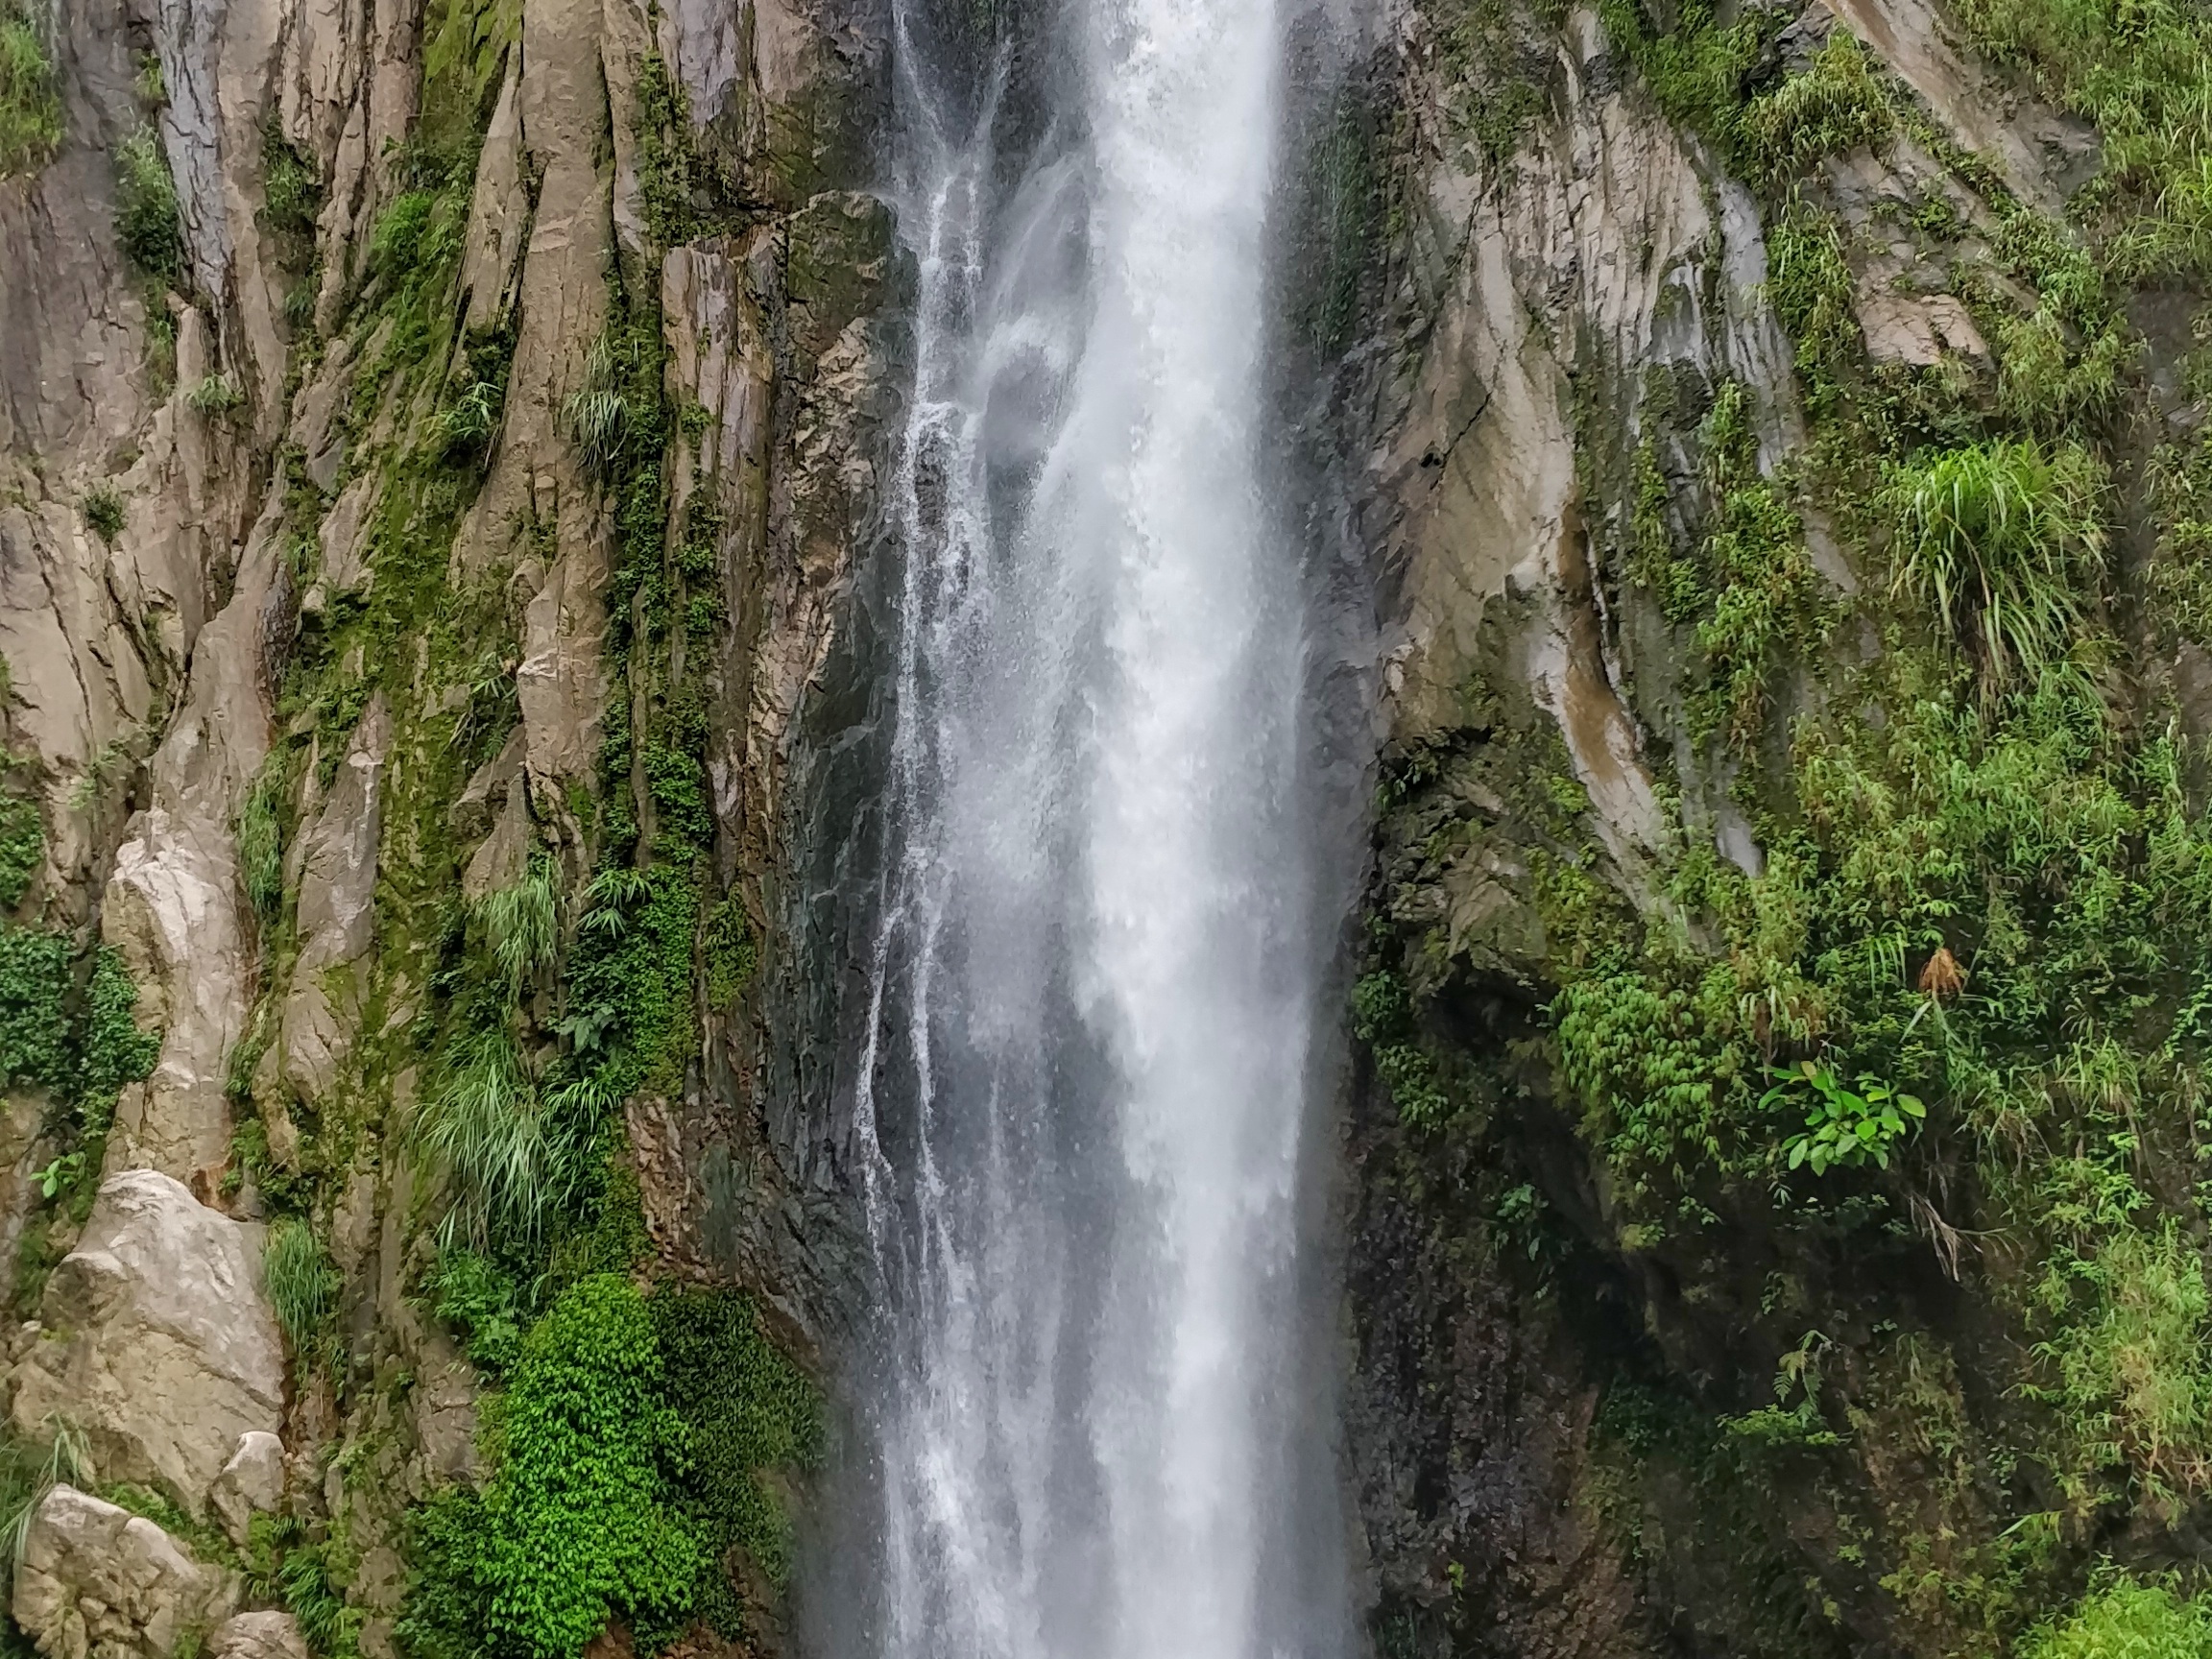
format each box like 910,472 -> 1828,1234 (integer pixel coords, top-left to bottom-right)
0,1424 -> 88,1568
430,1247 -> 522,1372
1762,1060 -> 1926,1174
0,791 -> 42,910
702,898 -> 756,1006
652,1286 -> 820,1623
249,1516 -> 360,1659
184,373 -> 243,415
561,335 -> 633,477
1303,89 -> 1378,351
455,1275 -> 702,1659
0,3 -> 60,179
1885,439 -> 2107,691
475,854 -> 559,995
1351,970 -> 1453,1128
262,1216 -> 341,1379
1556,967 -> 1751,1199
81,487 -> 125,545
260,120 -> 321,239
1736,32 -> 1893,180
1952,0 -> 2212,279
115,126 -> 182,284
237,770 -> 285,923
2021,1578 -> 2212,1659
0,929 -> 157,1121
2029,1219 -> 2212,1503
415,1026 -> 565,1249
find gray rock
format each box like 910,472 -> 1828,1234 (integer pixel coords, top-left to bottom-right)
12,1172 -> 284,1518
207,1432 -> 285,1547
12,1485 -> 239,1659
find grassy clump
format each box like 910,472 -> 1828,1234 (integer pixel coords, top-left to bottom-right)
262,1216 -> 341,1382
114,125 -> 182,283
81,487 -> 124,545
1885,438 -> 2106,692
414,1026 -> 566,1249
0,3 -> 60,178
475,854 -> 559,994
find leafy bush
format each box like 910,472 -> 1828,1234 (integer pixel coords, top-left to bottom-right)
1762,1061 -> 1926,1174
114,126 -> 182,283
81,487 -> 125,545
2030,1219 -> 2212,1501
443,1276 -> 702,1659
184,373 -> 242,415
0,4 -> 60,178
652,1286 -> 820,1623
262,1217 -> 340,1378
2021,1578 -> 2212,1659
430,1247 -> 522,1372
1885,439 -> 2106,690
0,793 -> 41,911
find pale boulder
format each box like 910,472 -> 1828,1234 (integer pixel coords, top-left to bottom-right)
12,1485 -> 239,1659
11,1172 -> 284,1518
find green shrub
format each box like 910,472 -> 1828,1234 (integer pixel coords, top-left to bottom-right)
562,336 -> 631,476
0,5 -> 60,178
2030,1219 -> 2212,1501
183,373 -> 242,415
652,1286 -> 820,1623
0,793 -> 41,911
114,126 -> 182,283
81,487 -> 125,545
430,1247 -> 522,1372
1762,1060 -> 1926,1174
475,1275 -> 701,1659
262,1217 -> 340,1377
2021,1578 -> 2212,1659
1885,438 -> 2106,690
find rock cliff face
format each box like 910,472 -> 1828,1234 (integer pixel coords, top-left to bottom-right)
0,0 -> 890,1651
7,0 -> 2212,1653
1341,0 -> 2212,1651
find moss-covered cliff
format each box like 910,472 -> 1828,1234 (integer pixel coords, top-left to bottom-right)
1343,0 -> 2212,1651
0,0 -> 892,1657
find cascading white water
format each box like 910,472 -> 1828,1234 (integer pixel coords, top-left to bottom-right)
844,3 -> 1339,1657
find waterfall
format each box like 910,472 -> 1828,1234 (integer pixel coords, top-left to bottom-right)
838,3 -> 1345,1656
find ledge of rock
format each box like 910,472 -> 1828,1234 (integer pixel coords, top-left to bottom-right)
12,1484 -> 240,1659
10,1171 -> 284,1517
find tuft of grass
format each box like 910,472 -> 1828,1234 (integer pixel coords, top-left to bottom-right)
262,1216 -> 340,1379
0,1422 -> 89,1569
183,372 -> 242,415
414,1027 -> 563,1248
475,852 -> 559,995
562,335 -> 631,476
1737,30 -> 1893,180
114,125 -> 182,283
80,486 -> 125,544
1885,438 -> 2107,691
0,3 -> 61,179
235,771 -> 283,923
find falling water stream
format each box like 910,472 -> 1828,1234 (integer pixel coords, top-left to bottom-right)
840,3 -> 1345,1656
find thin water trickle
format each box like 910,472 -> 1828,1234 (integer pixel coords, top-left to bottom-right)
842,4 -> 1341,1658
